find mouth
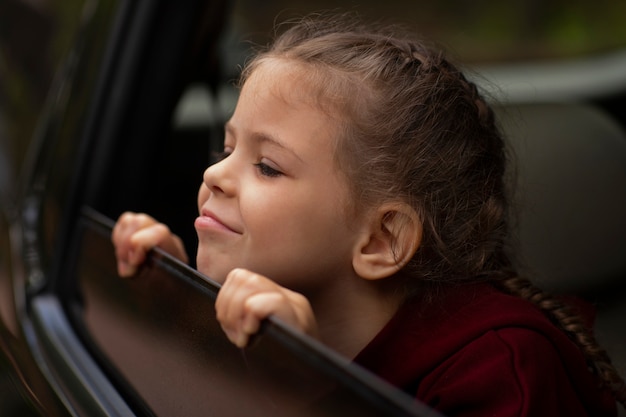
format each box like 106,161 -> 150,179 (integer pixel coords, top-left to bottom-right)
195,209 -> 242,234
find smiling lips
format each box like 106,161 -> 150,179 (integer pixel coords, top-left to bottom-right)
195,210 -> 242,234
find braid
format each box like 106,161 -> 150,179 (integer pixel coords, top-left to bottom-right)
435,56 -> 626,407
397,41 -> 493,122
495,275 -> 626,407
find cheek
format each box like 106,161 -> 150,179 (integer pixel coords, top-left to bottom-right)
247,187 -> 346,245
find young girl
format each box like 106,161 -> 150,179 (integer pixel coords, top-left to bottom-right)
112,13 -> 625,416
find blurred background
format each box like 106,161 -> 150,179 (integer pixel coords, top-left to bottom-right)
232,0 -> 626,63
2,0 -> 626,185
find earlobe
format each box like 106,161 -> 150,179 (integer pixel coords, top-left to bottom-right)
352,203 -> 422,280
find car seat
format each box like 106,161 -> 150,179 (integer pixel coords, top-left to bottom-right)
497,102 -> 626,414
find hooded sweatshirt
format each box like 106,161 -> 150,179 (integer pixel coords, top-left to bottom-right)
354,283 -> 617,417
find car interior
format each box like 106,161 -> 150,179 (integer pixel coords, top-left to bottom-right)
497,102 -> 626,383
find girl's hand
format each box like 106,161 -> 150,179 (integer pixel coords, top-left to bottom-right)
112,212 -> 189,277
215,268 -> 319,348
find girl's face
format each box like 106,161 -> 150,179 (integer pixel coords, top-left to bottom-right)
195,60 -> 363,290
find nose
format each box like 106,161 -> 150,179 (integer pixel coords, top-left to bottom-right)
202,156 -> 236,197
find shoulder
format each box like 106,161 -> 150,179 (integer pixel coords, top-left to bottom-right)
356,284 -> 616,416
418,327 -> 563,416
356,284 -> 557,380
421,326 -> 566,393
418,326 -> 616,417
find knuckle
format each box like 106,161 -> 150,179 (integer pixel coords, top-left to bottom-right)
119,211 -> 139,226
136,213 -> 152,225
151,223 -> 171,237
242,296 -> 258,314
245,273 -> 263,287
228,268 -> 248,283
117,211 -> 131,223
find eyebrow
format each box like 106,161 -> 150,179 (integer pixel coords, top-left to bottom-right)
224,121 -> 304,163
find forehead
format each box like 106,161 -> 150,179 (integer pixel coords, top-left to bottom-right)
245,58 -> 343,116
235,58 -> 342,151
241,58 -> 344,130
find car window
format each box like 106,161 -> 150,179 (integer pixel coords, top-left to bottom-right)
71,208 -> 439,417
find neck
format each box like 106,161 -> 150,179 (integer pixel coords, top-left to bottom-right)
308,277 -> 402,359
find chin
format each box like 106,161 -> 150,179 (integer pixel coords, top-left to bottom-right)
195,257 -> 228,284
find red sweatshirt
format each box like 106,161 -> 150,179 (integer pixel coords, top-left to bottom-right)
354,283 -> 617,417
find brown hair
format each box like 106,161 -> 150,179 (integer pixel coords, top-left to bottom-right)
240,12 -> 625,406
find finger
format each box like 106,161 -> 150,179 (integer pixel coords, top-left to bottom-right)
157,232 -> 188,263
216,268 -> 257,332
112,212 -> 156,248
241,292 -> 285,333
119,224 -> 173,276
125,220 -> 188,263
216,269 -> 320,347
112,213 -> 155,266
246,290 -> 317,336
112,213 -> 162,277
112,212 -> 134,261
216,269 -> 279,346
225,292 -> 284,348
116,259 -> 134,278
129,224 -> 173,256
216,268 -> 258,319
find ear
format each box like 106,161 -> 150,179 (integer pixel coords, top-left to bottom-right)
352,202 -> 422,280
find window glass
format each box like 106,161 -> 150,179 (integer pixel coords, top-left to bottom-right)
76,210 -> 432,417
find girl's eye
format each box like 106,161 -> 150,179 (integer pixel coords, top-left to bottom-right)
254,162 -> 283,178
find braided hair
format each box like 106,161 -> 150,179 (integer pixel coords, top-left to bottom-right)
240,12 -> 626,407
